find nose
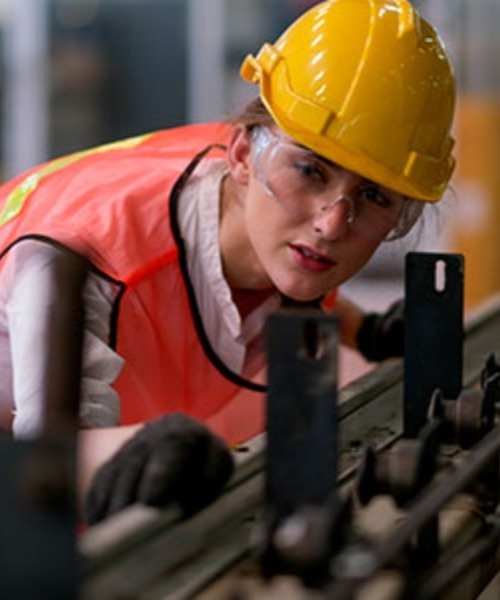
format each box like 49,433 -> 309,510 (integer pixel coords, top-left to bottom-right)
312,195 -> 353,240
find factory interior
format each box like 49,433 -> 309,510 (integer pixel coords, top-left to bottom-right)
2,1 -> 500,598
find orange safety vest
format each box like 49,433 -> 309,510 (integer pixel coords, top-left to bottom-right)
0,123 -> 265,445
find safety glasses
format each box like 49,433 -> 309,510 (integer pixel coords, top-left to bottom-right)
251,126 -> 422,241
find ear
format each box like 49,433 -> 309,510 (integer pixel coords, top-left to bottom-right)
227,124 -> 252,185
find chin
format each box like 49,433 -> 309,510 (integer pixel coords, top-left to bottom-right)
277,282 -> 327,303
272,269 -> 342,303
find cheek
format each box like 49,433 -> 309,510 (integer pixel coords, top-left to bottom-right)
342,237 -> 383,277
245,185 -> 285,254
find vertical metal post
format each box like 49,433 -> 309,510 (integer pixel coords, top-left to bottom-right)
262,309 -> 340,584
0,251 -> 87,599
266,310 -> 338,518
404,252 -> 464,438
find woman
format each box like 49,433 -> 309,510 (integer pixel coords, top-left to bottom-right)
0,0 -> 455,523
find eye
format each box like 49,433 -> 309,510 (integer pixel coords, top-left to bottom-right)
293,158 -> 328,185
357,185 -> 391,208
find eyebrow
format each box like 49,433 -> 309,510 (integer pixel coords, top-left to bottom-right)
284,137 -> 401,198
289,141 -> 338,170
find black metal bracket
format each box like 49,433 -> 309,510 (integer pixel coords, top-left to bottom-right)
404,252 -> 464,439
261,308 -> 346,586
0,251 -> 87,599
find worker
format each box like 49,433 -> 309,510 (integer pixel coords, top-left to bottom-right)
0,0 -> 455,525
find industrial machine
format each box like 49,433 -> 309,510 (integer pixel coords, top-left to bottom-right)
3,251 -> 500,599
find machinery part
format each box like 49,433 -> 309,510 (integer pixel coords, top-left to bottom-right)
80,296 -> 500,600
268,499 -> 351,586
355,419 -> 442,571
240,0 -> 456,201
404,252 -> 464,438
356,420 -> 441,508
0,249 -> 87,600
480,353 -> 500,388
329,423 -> 500,599
261,309 -> 342,586
481,353 -> 500,387
413,511 -> 500,600
428,374 -> 497,450
43,249 -> 87,436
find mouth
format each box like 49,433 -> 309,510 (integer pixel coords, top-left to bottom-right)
289,243 -> 336,272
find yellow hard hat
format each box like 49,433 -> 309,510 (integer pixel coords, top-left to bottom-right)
241,0 -> 456,201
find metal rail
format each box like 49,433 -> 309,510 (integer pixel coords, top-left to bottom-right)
80,294 -> 500,600
328,424 -> 500,599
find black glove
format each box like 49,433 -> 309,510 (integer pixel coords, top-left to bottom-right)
84,413 -> 234,525
356,298 -> 404,362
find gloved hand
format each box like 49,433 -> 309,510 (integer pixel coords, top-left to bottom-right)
355,298 -> 404,362
84,413 -> 234,525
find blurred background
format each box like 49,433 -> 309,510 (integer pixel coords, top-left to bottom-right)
0,0 -> 499,324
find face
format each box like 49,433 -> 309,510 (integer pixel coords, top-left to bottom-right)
224,125 -> 406,301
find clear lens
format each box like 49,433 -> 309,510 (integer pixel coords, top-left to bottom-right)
385,200 -> 423,241
251,126 -> 414,241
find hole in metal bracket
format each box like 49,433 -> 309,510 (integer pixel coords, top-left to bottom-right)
434,259 -> 447,293
300,319 -> 325,361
